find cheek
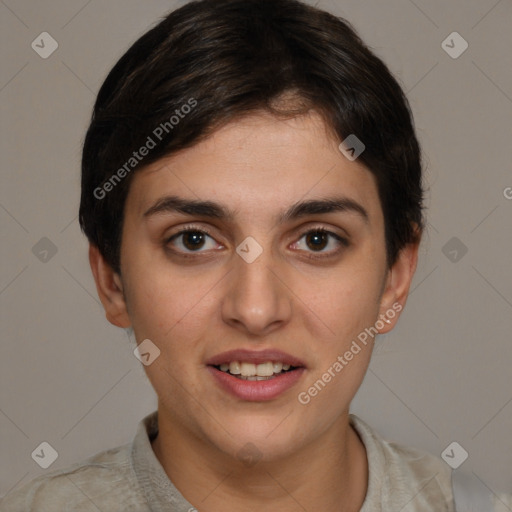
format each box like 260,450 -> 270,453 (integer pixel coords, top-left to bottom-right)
300,263 -> 383,340
297,281 -> 379,422
294,262 -> 382,404
125,272 -> 209,408
124,265 -> 217,372
122,251 -> 198,333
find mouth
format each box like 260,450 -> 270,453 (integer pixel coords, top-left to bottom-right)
205,349 -> 306,401
212,361 -> 298,380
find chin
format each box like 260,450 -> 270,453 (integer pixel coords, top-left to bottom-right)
206,417 -> 305,463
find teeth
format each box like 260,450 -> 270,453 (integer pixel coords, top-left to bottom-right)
229,361 -> 241,375
256,362 -> 274,376
218,361 -> 294,377
240,362 -> 256,376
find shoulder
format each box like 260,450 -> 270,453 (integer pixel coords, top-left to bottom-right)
350,414 -> 455,511
352,419 -> 512,512
0,442 -> 149,512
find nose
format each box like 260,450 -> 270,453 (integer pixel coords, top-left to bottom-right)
221,247 -> 293,337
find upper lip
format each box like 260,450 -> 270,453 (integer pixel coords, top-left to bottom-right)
206,349 -> 306,368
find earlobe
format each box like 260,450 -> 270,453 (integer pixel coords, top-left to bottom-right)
377,239 -> 420,334
88,244 -> 131,328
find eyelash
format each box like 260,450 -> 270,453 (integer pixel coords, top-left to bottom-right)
164,224 -> 349,261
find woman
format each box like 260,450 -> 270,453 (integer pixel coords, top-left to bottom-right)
2,0 -> 510,510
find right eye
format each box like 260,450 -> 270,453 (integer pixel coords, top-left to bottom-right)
165,226 -> 222,257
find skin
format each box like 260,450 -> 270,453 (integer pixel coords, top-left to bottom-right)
90,111 -> 419,511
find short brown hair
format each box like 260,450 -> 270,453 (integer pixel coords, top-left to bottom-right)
79,0 -> 424,274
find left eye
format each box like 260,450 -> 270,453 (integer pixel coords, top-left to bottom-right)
167,229 -> 219,253
165,227 -> 347,256
292,229 -> 348,254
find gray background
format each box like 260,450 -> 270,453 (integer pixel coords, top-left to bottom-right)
1,0 -> 511,501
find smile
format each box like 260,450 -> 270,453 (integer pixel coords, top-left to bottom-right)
206,349 -> 306,401
214,361 -> 295,380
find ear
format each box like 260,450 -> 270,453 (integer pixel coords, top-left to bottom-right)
376,237 -> 420,334
88,244 -> 131,328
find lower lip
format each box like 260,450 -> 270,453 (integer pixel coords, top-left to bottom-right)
207,366 -> 306,402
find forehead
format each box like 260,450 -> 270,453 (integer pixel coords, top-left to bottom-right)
125,112 -> 383,226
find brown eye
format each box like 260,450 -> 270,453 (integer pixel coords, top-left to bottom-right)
181,231 -> 207,251
166,227 -> 219,255
292,228 -> 349,258
305,231 -> 329,251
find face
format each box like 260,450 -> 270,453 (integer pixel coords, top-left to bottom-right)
92,111 -> 417,463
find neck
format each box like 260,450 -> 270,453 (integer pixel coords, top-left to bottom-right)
151,410 -> 368,512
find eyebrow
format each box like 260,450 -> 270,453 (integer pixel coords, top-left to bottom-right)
143,194 -> 369,225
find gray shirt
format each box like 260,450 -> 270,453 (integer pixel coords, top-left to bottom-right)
1,411 -> 508,511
